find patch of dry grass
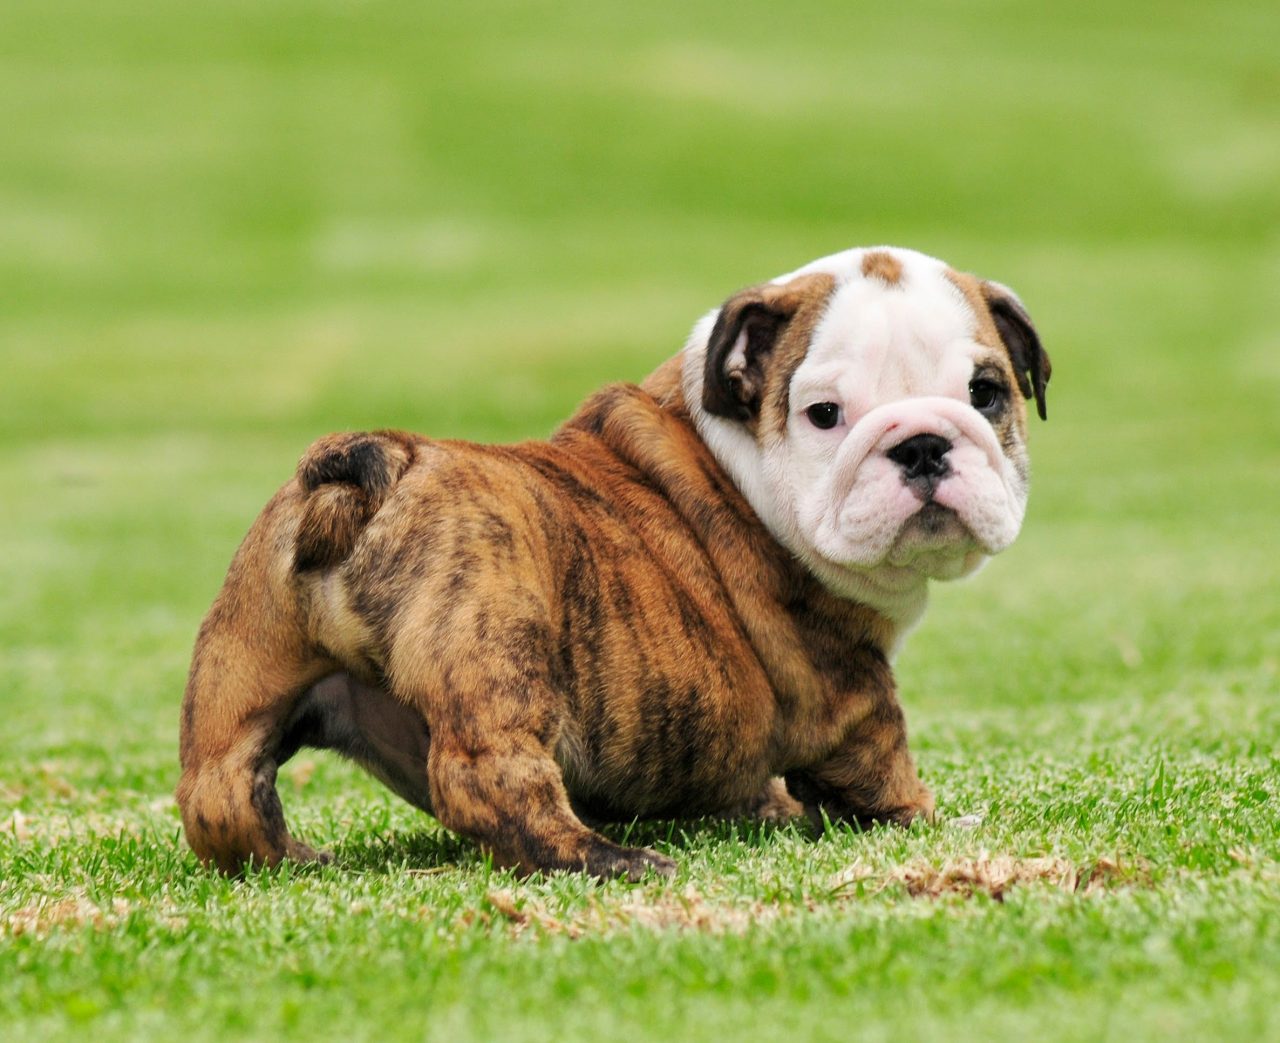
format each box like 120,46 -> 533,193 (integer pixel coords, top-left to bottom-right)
833,854 -> 1151,902
472,854 -> 1152,939
5,895 -> 133,939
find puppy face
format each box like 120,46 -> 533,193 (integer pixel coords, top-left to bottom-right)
683,247 -> 1050,623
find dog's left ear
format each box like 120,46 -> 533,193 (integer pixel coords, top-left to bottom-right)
702,273 -> 834,422
981,281 -> 1052,421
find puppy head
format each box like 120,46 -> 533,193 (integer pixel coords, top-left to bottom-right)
683,246 -> 1050,622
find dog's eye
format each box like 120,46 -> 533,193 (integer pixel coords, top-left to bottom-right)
805,402 -> 842,430
968,379 -> 1006,415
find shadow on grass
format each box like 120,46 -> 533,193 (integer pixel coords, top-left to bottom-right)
331,826 -> 484,874
330,815 -> 816,876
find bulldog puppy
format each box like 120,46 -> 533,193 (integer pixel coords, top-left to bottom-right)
177,246 -> 1049,879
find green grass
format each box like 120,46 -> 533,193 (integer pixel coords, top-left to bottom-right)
2,0 -> 1279,1039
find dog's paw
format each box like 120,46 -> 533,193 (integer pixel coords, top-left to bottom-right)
284,839 -> 334,865
881,786 -> 936,829
585,842 -> 677,882
805,784 -> 936,833
735,777 -> 805,823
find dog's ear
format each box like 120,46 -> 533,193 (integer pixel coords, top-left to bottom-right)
981,281 -> 1051,421
702,274 -> 832,422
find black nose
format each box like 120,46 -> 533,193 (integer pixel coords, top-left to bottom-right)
887,433 -> 952,480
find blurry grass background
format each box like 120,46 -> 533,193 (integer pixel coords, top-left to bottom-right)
1,1 -> 1278,1040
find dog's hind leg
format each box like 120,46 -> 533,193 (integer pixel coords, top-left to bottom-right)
178,431 -> 423,874
426,702 -> 676,881
176,490 -> 336,874
392,614 -> 676,881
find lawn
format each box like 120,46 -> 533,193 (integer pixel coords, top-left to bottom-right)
2,0 -> 1279,1039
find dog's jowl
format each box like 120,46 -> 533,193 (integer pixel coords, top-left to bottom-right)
177,246 -> 1050,878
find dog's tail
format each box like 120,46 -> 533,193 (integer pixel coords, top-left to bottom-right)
294,430 -> 418,570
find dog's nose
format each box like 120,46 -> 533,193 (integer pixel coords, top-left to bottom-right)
887,433 -> 952,480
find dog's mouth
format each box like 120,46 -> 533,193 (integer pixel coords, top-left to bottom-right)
884,502 -> 979,570
909,500 -> 962,535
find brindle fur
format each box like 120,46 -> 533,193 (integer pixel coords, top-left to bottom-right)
176,357 -> 936,878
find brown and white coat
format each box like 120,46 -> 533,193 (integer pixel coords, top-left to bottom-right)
177,246 -> 1050,878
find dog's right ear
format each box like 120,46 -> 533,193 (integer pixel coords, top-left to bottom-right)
702,274 -> 834,422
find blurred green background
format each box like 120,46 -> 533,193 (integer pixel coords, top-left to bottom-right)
2,2 -> 1279,1038
3,0 -> 1277,748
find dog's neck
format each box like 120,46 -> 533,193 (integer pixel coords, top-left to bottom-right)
647,354 -> 926,643
637,353 -> 687,412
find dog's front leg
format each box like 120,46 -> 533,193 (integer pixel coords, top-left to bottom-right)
785,692 -> 934,831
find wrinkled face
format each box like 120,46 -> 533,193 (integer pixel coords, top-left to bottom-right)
683,247 -> 1050,623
